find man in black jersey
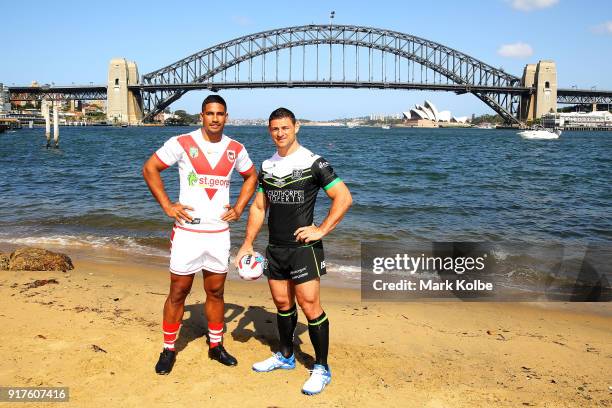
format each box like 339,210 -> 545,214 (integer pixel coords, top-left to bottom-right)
236,107 -> 352,395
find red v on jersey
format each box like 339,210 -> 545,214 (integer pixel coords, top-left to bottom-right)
177,134 -> 243,199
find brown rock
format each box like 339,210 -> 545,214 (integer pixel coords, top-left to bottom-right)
0,253 -> 9,270
8,247 -> 74,272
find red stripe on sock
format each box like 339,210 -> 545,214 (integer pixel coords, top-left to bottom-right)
208,322 -> 224,348
163,321 -> 181,350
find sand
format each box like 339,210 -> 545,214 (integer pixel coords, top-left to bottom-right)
0,251 -> 611,407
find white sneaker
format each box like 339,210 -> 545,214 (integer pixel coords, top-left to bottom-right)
301,364 -> 332,395
252,352 -> 296,372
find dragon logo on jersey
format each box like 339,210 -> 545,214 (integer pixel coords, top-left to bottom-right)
189,147 -> 199,159
226,150 -> 236,162
187,171 -> 198,186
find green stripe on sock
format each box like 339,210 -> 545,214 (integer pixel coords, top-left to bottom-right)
308,315 -> 328,326
277,309 -> 296,317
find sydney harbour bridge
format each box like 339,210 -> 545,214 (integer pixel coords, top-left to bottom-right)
8,24 -> 612,126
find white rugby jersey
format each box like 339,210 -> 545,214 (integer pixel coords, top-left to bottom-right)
155,129 -> 253,232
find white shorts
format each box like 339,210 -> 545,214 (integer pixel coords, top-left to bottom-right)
169,225 -> 230,275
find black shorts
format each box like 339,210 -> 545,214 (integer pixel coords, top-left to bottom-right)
264,241 -> 326,284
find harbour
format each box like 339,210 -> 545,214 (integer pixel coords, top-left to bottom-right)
1,125 -> 609,290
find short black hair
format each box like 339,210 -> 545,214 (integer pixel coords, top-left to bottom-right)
201,94 -> 227,112
268,107 -> 296,125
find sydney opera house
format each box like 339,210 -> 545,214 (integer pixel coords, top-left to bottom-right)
402,100 -> 468,127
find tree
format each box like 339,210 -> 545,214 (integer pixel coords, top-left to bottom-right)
471,114 -> 503,125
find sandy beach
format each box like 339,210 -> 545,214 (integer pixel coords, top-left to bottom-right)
0,247 -> 611,408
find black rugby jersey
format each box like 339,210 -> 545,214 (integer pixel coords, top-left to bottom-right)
257,146 -> 341,247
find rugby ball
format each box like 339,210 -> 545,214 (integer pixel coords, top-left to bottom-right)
237,252 -> 265,280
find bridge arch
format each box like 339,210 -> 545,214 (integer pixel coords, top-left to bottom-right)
141,25 -> 523,123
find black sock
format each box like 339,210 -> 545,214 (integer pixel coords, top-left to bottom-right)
307,311 -> 329,370
277,304 -> 298,358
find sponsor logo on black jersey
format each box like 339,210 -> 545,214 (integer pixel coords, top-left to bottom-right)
266,190 -> 305,204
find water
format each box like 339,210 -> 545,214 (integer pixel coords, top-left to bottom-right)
0,126 -> 610,288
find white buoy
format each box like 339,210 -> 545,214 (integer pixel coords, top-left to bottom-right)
53,101 -> 59,148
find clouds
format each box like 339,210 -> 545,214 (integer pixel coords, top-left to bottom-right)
231,15 -> 253,26
591,21 -> 612,35
508,0 -> 559,11
497,42 -> 534,58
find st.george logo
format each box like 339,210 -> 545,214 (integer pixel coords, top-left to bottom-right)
226,150 -> 236,162
292,169 -> 303,179
189,147 -> 199,159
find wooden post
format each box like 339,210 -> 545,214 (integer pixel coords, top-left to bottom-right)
43,100 -> 51,148
53,101 -> 59,148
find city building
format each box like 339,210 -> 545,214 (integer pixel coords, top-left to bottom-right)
542,111 -> 612,130
86,100 -> 106,112
153,112 -> 179,122
0,83 -> 11,115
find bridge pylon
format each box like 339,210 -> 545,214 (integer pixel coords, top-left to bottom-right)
520,60 -> 557,123
107,58 -> 143,125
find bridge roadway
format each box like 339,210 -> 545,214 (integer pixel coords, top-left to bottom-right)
134,81 -> 530,94
8,83 -> 612,104
8,85 -> 107,101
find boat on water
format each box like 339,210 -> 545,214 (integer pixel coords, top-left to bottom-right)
381,124 -> 391,130
518,126 -> 561,140
346,122 -> 360,128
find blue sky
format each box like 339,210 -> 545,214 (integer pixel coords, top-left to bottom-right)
2,0 -> 610,119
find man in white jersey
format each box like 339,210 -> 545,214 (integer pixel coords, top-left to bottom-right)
143,95 -> 257,374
